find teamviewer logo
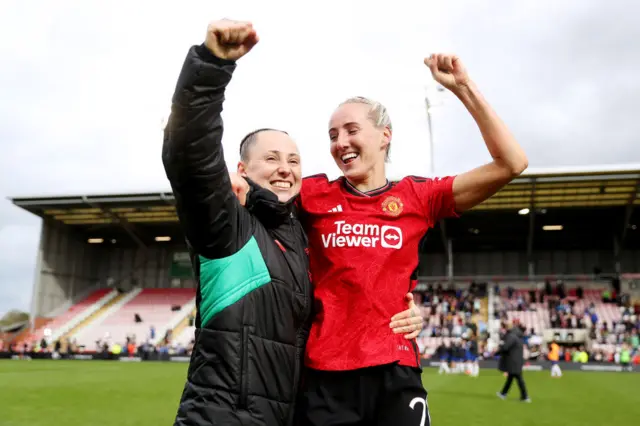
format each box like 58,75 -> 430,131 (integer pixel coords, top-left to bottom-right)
381,226 -> 403,249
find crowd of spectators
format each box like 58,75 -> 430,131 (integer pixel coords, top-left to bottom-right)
3,280 -> 639,367
0,325 -> 195,359
494,279 -> 640,365
414,281 -> 488,342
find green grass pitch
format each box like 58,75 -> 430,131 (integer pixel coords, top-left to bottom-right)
1,360 -> 638,426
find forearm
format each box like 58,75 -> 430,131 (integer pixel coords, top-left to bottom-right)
454,81 -> 528,176
163,44 -> 236,182
162,45 -> 240,257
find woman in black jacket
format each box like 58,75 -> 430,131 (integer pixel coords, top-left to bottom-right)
162,19 -> 424,426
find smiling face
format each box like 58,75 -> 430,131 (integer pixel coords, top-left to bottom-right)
237,130 -> 302,203
328,99 -> 391,187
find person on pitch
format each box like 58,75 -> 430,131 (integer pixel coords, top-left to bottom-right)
229,22 -> 528,426
162,19 -> 424,426
294,55 -> 527,426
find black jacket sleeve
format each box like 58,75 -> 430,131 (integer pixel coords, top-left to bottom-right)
498,332 -> 516,355
162,44 -> 250,260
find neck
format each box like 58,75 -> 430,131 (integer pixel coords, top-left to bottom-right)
348,164 -> 387,193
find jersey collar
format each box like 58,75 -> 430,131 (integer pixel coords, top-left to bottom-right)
341,177 -> 393,197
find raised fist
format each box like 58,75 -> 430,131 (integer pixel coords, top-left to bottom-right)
205,19 -> 259,61
424,54 -> 470,93
229,172 -> 250,206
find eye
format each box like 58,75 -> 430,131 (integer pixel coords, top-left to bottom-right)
266,156 -> 277,162
348,129 -> 358,135
329,135 -> 337,142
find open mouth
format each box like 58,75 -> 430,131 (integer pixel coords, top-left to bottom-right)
341,152 -> 359,165
270,180 -> 293,190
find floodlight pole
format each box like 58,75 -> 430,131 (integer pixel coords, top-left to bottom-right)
425,94 -> 435,177
426,88 -> 452,280
526,181 -> 537,278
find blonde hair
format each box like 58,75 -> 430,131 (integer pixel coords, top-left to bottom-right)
339,96 -> 392,162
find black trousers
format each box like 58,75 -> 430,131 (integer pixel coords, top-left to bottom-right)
297,363 -> 430,426
500,372 -> 529,400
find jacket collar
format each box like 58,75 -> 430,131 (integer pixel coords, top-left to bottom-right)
244,178 -> 297,226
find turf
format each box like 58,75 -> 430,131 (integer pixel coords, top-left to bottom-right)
1,360 -> 638,426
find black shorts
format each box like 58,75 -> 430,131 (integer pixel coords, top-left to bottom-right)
296,363 -> 430,426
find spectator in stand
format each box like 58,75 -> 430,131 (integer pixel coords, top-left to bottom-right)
620,344 -> 631,369
544,280 -> 552,297
574,346 -> 588,363
473,298 -> 481,314
631,329 -> 639,350
557,281 -> 566,299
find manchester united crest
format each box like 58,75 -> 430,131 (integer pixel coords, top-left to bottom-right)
381,196 -> 403,217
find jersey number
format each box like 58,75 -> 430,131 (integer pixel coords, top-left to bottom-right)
409,396 -> 430,426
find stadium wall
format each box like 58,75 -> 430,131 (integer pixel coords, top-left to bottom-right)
33,221 -> 103,317
34,221 -> 194,318
419,249 -> 640,277
94,243 -> 195,291
1,352 -> 636,373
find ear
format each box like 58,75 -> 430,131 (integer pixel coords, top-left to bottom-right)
237,161 -> 248,177
381,126 -> 392,151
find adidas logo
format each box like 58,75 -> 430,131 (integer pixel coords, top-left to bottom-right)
327,204 -> 343,213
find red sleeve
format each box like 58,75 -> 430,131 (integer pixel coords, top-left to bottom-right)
407,175 -> 459,226
298,174 -> 329,214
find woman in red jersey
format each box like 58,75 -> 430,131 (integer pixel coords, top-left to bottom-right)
293,54 -> 528,426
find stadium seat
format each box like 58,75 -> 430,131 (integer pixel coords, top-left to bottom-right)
71,288 -> 196,350
19,288 -> 114,345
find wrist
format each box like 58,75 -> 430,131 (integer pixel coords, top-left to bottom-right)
197,43 -> 236,66
451,80 -> 478,102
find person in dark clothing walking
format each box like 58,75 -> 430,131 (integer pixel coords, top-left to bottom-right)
496,321 -> 531,402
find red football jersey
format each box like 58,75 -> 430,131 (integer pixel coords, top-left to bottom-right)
298,174 -> 458,371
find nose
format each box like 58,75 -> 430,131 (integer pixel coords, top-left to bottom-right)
277,163 -> 291,176
335,134 -> 350,151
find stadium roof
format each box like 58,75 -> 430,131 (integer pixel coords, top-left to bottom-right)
9,165 -> 640,227
474,165 -> 640,211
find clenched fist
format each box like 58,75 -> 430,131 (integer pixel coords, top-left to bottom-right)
424,54 -> 470,93
229,172 -> 250,206
205,19 -> 259,61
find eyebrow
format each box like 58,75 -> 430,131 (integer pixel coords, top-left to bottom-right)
266,150 -> 300,158
329,122 -> 360,133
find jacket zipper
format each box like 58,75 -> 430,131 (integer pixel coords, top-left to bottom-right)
288,211 -> 312,424
239,325 -> 249,409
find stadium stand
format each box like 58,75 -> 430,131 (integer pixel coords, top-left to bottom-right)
173,325 -> 196,348
415,282 -> 489,357
18,288 -> 117,345
3,165 -> 639,365
71,288 -> 195,349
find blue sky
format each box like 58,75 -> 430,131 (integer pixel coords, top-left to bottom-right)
1,0 -> 639,317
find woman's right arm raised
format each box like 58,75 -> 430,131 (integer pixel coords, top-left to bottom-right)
162,20 -> 259,259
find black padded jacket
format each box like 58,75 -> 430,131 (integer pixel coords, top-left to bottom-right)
162,44 -> 313,426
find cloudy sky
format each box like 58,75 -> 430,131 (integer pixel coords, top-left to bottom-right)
0,0 -> 638,317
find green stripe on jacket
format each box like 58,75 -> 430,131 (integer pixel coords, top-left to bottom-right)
199,236 -> 271,327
